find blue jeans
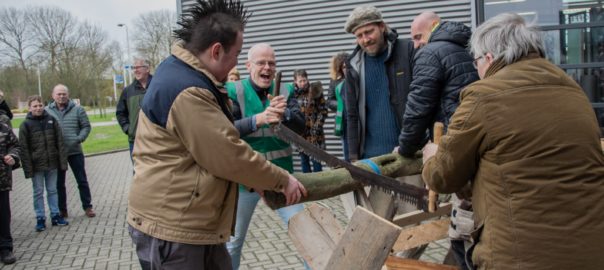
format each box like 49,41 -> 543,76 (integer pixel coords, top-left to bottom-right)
227,188 -> 308,270
299,153 -> 322,173
57,153 -> 93,211
32,169 -> 59,218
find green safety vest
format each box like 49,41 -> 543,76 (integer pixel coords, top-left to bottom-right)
226,78 -> 294,173
334,81 -> 344,137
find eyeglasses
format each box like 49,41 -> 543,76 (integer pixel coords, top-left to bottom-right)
251,60 -> 276,69
132,65 -> 149,70
472,55 -> 484,69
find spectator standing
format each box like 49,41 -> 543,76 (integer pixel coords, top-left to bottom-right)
19,95 -> 69,232
0,113 -> 20,265
326,52 -> 350,160
116,58 -> 152,157
46,84 -> 95,218
292,70 -> 326,173
228,67 -> 240,82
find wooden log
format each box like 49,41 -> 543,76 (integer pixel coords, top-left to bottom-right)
385,256 -> 459,270
325,206 -> 402,270
263,153 -> 422,209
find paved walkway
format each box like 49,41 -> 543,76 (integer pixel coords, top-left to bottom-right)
1,151 -> 448,269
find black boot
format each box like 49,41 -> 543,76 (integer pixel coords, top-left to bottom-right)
0,249 -> 16,264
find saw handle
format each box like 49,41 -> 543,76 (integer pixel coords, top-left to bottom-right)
428,122 -> 444,212
271,71 -> 282,100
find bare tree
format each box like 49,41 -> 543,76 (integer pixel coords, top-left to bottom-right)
0,7 -> 35,91
0,6 -> 116,108
132,10 -> 176,69
28,6 -> 78,73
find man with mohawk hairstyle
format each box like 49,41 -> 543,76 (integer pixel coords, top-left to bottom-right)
126,0 -> 307,269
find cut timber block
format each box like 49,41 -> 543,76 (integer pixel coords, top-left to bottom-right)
393,203 -> 452,227
385,256 -> 459,270
288,204 -> 344,270
392,219 -> 450,253
325,206 -> 402,270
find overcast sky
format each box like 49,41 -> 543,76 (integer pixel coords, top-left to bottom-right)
2,0 -> 177,51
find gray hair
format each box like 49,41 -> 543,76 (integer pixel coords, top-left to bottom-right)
247,43 -> 273,61
53,84 -> 69,93
470,13 -> 545,65
133,58 -> 150,67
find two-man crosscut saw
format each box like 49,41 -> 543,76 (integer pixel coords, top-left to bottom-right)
270,71 -> 428,211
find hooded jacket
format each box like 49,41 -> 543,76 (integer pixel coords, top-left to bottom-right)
398,21 -> 479,157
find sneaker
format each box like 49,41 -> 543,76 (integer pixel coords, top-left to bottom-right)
51,214 -> 69,226
85,208 -> 96,218
35,217 -> 46,232
60,209 -> 68,218
0,249 -> 16,264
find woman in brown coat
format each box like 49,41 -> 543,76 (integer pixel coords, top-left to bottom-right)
422,13 -> 604,270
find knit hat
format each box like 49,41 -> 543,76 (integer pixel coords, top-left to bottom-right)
345,5 -> 384,34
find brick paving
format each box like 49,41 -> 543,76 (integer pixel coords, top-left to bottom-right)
1,151 -> 448,269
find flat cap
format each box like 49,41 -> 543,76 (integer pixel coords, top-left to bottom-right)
344,5 -> 384,33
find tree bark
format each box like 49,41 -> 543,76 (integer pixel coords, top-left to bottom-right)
263,153 -> 422,209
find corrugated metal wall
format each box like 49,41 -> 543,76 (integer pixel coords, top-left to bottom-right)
179,0 -> 474,172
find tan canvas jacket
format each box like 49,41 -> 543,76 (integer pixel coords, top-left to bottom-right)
127,44 -> 289,245
423,55 -> 604,269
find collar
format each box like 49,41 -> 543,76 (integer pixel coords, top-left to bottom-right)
171,42 -> 223,88
484,52 -> 542,79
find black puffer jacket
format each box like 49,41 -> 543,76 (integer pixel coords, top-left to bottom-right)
19,111 -> 67,178
398,21 -> 479,157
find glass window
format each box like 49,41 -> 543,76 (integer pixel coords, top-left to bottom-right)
484,0 -> 604,26
541,27 -> 604,65
482,0 -> 604,132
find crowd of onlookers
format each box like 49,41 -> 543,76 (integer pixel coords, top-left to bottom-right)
0,84 -> 96,265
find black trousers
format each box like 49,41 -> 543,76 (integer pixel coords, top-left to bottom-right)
0,190 -> 12,251
57,153 -> 93,211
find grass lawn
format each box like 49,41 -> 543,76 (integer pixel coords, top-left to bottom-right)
82,124 -> 129,155
11,113 -> 116,129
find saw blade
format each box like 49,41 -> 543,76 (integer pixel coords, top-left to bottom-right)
272,123 -> 428,210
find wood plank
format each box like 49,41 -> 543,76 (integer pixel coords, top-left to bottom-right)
385,256 -> 459,270
325,206 -> 402,270
392,219 -> 450,252
392,203 -> 452,227
288,204 -> 344,270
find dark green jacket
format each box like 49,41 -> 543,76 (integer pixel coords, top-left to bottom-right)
116,76 -> 151,142
19,111 -> 67,178
45,100 -> 91,156
0,123 -> 20,192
